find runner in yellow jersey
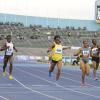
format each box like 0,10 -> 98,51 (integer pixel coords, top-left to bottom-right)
47,35 -> 70,81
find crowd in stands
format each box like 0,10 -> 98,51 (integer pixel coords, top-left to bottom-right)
0,22 -> 99,48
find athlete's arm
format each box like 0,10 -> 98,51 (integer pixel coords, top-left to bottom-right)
13,46 -> 18,52
47,42 -> 55,53
74,48 -> 82,56
0,43 -> 8,51
98,45 -> 100,53
90,46 -> 93,57
63,46 -> 71,50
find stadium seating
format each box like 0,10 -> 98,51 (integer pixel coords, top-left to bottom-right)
0,22 -> 99,56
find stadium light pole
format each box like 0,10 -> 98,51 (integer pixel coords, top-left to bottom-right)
95,0 -> 100,23
57,17 -> 60,27
25,16 -> 28,26
25,1 -> 28,26
46,15 -> 49,26
46,9 -> 49,26
14,16 -> 16,22
57,8 -> 60,27
4,14 -> 7,22
4,4 -> 7,23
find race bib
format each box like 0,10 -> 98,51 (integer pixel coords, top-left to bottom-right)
82,50 -> 89,56
55,48 -> 62,54
6,48 -> 13,55
92,48 -> 98,55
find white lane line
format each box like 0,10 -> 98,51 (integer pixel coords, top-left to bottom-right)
0,91 -> 33,94
0,85 -> 49,88
0,84 -> 13,86
52,83 -> 100,99
68,85 -> 83,88
0,96 -> 10,100
13,74 -> 63,100
61,72 -> 100,88
35,68 -> 100,89
0,86 -> 30,89
62,70 -> 100,82
0,67 -> 62,100
16,67 -> 100,99
32,85 -> 50,87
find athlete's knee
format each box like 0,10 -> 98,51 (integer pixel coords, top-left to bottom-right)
81,67 -> 85,73
50,69 -> 53,72
94,66 -> 97,70
57,69 -> 61,74
50,66 -> 54,72
82,71 -> 85,75
3,62 -> 7,68
3,65 -> 6,69
86,72 -> 89,76
86,68 -> 90,75
96,66 -> 98,70
96,63 -> 99,70
9,62 -> 13,66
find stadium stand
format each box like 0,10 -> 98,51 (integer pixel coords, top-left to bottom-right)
0,22 -> 99,57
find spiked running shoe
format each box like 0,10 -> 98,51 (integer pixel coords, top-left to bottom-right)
2,71 -> 6,77
9,75 -> 13,80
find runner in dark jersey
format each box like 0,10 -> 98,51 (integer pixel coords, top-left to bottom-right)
90,39 -> 100,80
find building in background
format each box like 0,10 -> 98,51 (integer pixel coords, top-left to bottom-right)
0,13 -> 100,31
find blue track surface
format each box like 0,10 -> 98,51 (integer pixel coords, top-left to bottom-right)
0,63 -> 100,100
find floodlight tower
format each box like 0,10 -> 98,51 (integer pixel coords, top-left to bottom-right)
95,0 -> 100,23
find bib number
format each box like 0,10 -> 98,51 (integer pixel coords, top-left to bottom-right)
55,48 -> 62,54
92,48 -> 98,55
82,50 -> 89,56
6,48 -> 13,55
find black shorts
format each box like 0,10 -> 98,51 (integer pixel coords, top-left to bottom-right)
52,60 -> 61,64
92,57 -> 100,63
4,54 -> 13,60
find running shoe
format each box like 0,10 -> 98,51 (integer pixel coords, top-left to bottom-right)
94,77 -> 98,80
2,71 -> 6,76
9,75 -> 13,80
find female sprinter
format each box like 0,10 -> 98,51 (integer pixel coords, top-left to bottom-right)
47,35 -> 70,81
74,40 -> 90,86
0,35 -> 18,80
91,39 -> 100,80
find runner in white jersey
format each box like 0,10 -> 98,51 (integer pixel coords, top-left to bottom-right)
0,35 -> 18,80
74,40 -> 90,86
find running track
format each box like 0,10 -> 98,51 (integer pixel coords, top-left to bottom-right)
0,62 -> 100,100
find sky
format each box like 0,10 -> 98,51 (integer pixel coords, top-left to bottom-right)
0,0 -> 97,20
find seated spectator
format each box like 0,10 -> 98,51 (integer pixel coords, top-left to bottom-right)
72,56 -> 80,65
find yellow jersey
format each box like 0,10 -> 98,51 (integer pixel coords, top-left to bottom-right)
51,42 -> 63,61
